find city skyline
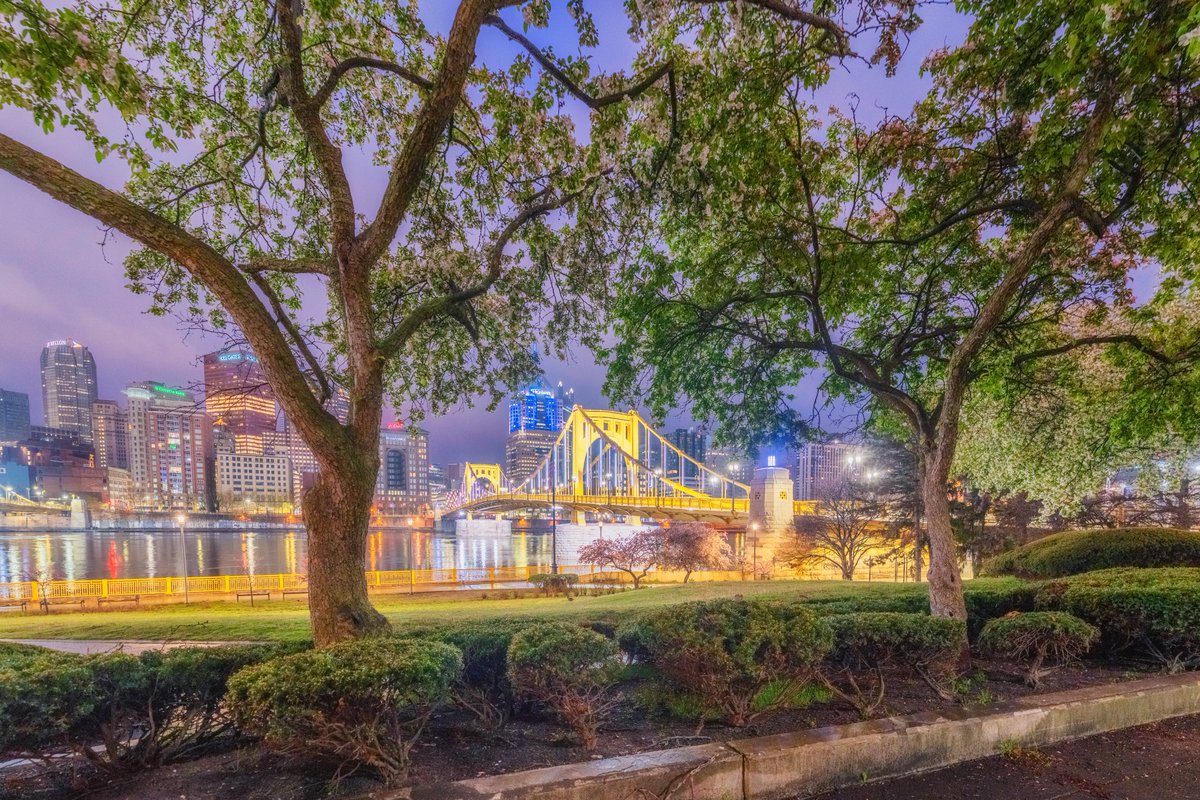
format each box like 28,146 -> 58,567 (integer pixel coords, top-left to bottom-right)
0,333 -> 640,466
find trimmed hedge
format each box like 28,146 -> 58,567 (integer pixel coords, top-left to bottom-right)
507,623 -> 622,750
821,613 -> 964,717
227,637 -> 461,783
1034,567 -> 1200,668
635,599 -> 833,727
795,578 -> 1037,641
978,611 -> 1098,687
982,528 -> 1200,578
431,621 -> 525,730
963,578 -> 1040,639
0,644 -> 278,772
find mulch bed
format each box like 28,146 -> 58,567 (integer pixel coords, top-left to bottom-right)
0,660 -> 1160,800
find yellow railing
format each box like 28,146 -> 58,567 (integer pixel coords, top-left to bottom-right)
0,564 -> 606,606
0,560 -> 929,609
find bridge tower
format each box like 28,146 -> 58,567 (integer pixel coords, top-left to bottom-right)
750,463 -> 793,567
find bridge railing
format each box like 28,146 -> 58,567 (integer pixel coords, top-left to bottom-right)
451,492 -> 750,512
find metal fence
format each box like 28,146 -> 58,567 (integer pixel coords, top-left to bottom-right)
0,560 -> 924,608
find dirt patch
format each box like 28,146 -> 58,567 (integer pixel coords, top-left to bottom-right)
0,660 -> 1163,800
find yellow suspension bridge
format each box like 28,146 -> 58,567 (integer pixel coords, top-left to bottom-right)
445,407 -> 757,523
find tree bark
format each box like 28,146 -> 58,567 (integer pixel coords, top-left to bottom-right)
920,454 -> 967,621
302,454 -> 389,645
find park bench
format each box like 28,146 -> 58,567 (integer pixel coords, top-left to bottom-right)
97,595 -> 140,607
282,588 -> 308,599
0,599 -> 28,613
236,591 -> 271,602
39,597 -> 86,612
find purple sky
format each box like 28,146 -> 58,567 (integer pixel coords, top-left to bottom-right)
0,3 -> 979,465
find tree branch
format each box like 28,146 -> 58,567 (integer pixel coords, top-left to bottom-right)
685,0 -> 852,56
313,56 -> 433,107
356,0 -> 518,268
249,272 -> 334,405
276,0 -> 356,243
0,130 -> 344,452
485,13 -> 673,110
377,189 -> 577,357
240,256 -> 333,276
1012,334 -> 1172,368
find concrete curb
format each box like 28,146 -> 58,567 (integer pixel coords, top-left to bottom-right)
398,672 -> 1200,799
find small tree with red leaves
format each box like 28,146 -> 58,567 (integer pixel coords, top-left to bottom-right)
655,522 -> 734,583
579,530 -> 661,589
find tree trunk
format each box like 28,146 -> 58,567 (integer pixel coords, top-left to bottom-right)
1176,478 -> 1192,530
302,460 -> 390,646
841,562 -> 854,580
921,463 -> 967,621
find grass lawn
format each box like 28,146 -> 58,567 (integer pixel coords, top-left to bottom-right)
0,579 -> 934,643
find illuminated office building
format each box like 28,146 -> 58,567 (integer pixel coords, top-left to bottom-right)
90,399 -> 128,469
0,388 -> 31,444
793,441 -> 866,500
505,375 -> 573,485
40,339 -> 98,442
375,422 -> 430,515
202,349 -> 276,454
124,381 -> 210,510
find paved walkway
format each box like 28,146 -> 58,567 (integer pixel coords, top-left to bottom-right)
1,638 -> 258,655
813,713 -> 1200,800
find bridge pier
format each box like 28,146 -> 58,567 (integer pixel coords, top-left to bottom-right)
749,466 -> 793,573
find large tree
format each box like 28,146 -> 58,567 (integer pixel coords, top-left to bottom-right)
956,298 -> 1200,520
0,0 -> 886,644
607,0 -> 1200,629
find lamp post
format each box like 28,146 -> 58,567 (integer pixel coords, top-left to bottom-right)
407,517 -> 415,594
175,513 -> 189,604
550,448 -> 558,575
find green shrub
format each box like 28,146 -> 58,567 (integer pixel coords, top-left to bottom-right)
528,573 -> 579,595
132,644 -> 280,764
0,644 -> 277,773
637,599 -> 834,727
978,612 -> 1098,687
963,578 -> 1040,640
1034,567 -> 1200,669
820,613 -> 964,717
431,621 -> 525,730
616,617 -> 656,663
0,647 -> 99,759
507,623 -> 621,750
801,594 -> 931,616
579,618 -> 618,639
227,637 -> 461,783
982,528 -> 1200,578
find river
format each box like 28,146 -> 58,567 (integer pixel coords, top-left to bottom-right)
0,520 -> 657,582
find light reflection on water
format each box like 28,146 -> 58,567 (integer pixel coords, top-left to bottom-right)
0,523 -> 563,582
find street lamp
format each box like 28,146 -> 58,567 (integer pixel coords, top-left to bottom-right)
176,513 -> 189,604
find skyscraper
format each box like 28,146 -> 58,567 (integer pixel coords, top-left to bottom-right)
202,349 -> 277,454
124,381 -> 210,510
40,339 -> 98,441
0,388 -> 31,444
668,427 -> 708,489
506,376 -> 570,485
793,441 -> 866,500
375,422 -> 430,514
90,399 -> 128,469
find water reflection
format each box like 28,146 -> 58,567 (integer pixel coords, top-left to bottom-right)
0,522 -> 563,582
